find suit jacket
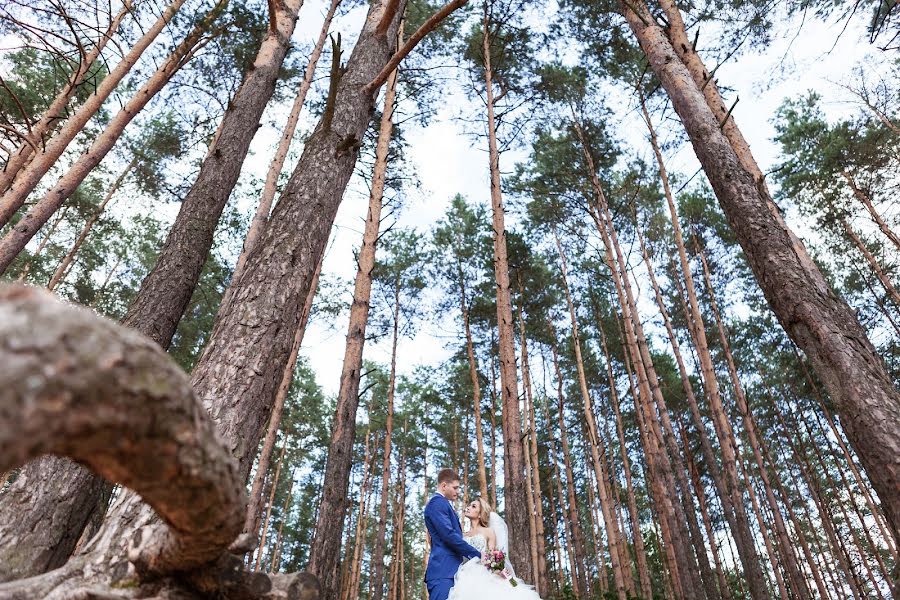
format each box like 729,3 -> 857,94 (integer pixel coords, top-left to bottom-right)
424,494 -> 481,582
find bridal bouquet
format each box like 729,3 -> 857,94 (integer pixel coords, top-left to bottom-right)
481,550 -> 517,587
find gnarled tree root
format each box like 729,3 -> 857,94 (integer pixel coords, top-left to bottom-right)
0,285 -> 320,599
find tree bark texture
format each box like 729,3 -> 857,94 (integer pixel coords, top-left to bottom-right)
0,456 -> 109,582
622,0 -> 900,549
124,0 -> 303,348
229,0 -> 343,291
246,254 -> 323,533
0,284 -> 243,582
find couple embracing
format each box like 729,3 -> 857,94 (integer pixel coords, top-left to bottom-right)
423,469 -> 542,600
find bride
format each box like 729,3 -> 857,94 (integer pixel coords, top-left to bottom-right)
449,498 -> 543,600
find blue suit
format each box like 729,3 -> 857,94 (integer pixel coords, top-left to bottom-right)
424,494 -> 481,600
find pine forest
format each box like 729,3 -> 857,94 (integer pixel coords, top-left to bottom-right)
0,0 -> 898,598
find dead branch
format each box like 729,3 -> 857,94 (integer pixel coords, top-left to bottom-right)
364,0 -> 469,94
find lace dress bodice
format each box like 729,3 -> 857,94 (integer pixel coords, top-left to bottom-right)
466,533 -> 487,553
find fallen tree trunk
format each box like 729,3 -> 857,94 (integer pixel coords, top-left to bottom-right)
0,284 -> 319,599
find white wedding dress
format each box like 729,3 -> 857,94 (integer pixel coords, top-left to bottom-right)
448,532 -> 543,600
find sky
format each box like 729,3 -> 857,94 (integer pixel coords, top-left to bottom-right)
220,1 -> 892,398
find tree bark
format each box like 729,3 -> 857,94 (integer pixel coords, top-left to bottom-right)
515,298 -> 548,594
0,285 -> 244,582
520,337 -> 549,597
682,425 -> 733,600
0,0 -> 226,275
229,0 -> 344,294
595,321 -> 653,600
123,0 -> 304,348
0,456 -> 110,582
246,255 -> 323,533
481,5 -> 531,579
0,0 -> 294,578
638,94 -> 771,600
538,376 -> 567,596
0,0 -> 187,223
623,0 -> 900,549
372,274 -> 402,600
552,230 -> 629,600
793,350 -> 898,559
695,239 -> 811,599
547,335 -> 588,597
306,17 -> 404,591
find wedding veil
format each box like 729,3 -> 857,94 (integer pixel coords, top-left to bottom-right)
489,511 -> 515,577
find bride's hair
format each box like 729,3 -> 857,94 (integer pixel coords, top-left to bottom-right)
474,497 -> 492,528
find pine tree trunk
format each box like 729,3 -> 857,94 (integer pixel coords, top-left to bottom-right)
696,241 -> 814,598
283,5 -> 407,593
552,229 -> 629,600
595,323 -> 653,600
0,0 -> 314,564
122,0 -> 304,347
47,158 -> 134,291
489,353 -> 499,510
269,469 -> 295,573
640,223 -> 766,600
794,351 -> 899,559
0,1 -> 133,195
796,407 -> 893,596
582,450 -> 607,595
346,430 -> 378,600
841,171 -> 900,252
540,376 -> 575,596
622,0 -> 900,549
371,276 -> 401,600
682,425 -> 733,600
0,456 -> 110,582
516,301 -> 549,595
245,255 -> 323,533
0,0 -> 187,223
547,336 -> 588,597
460,266 -> 489,500
254,442 -> 287,571
777,406 -> 864,600
388,443 -> 406,600
737,451 -> 790,599
639,95 -> 771,600
229,0 -> 344,291
481,8 -> 531,579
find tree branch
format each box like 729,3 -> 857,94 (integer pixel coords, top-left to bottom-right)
364,0 -> 468,94
0,284 -> 244,576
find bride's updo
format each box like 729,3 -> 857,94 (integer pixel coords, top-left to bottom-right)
474,497 -> 492,528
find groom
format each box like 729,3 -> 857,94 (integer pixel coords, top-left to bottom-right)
424,468 -> 481,600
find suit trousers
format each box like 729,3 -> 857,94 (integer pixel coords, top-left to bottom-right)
426,578 -> 454,600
